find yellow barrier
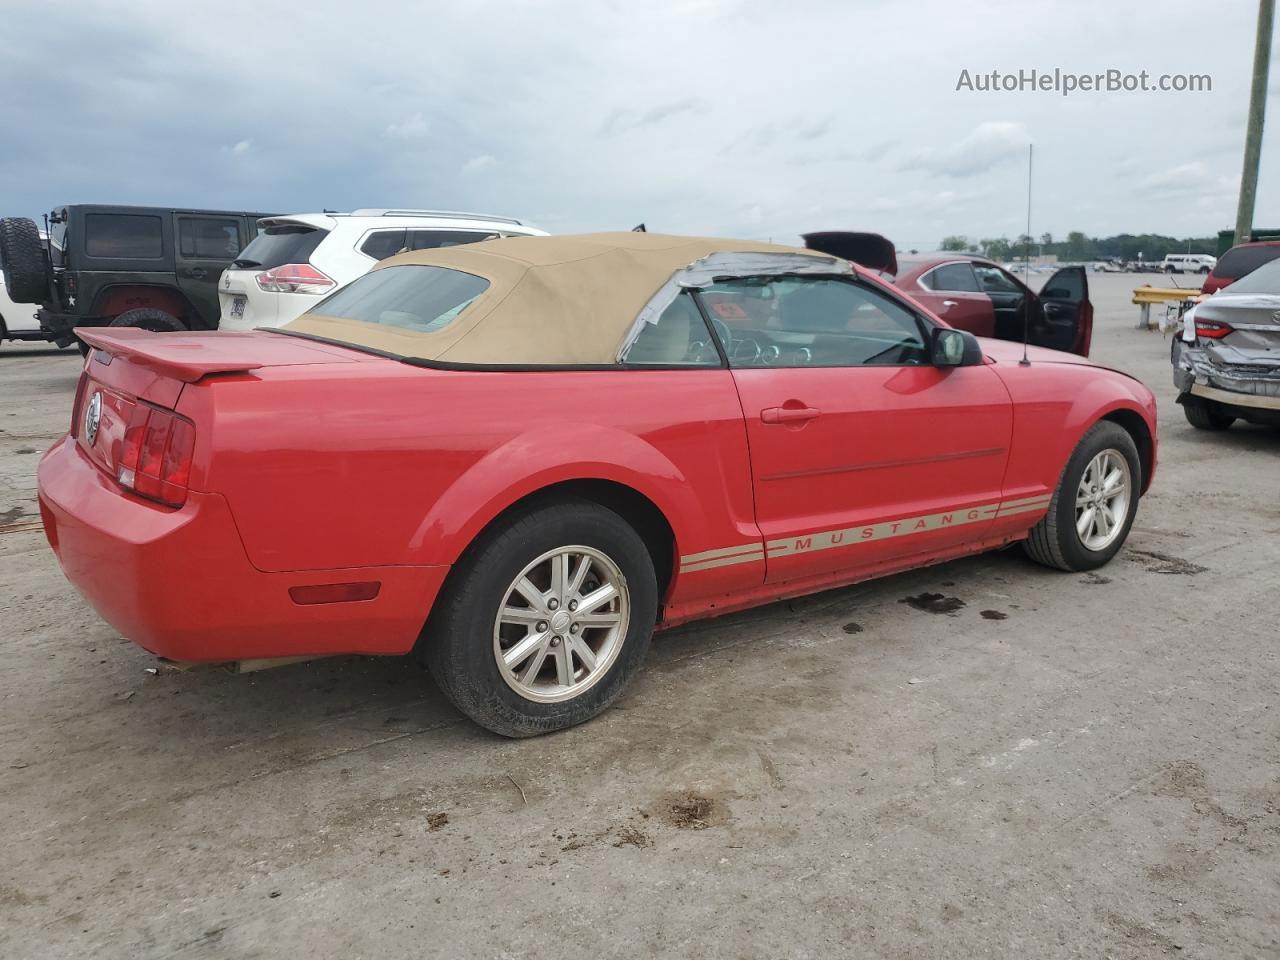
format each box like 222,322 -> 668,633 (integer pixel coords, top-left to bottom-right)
1131,285 -> 1203,330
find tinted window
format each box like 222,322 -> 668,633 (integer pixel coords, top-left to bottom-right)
1214,245 -> 1280,280
702,276 -> 927,367
973,264 -> 1021,293
923,262 -> 979,292
85,214 -> 163,259
360,230 -> 408,260
408,229 -> 499,250
1041,268 -> 1085,300
1215,256 -> 1280,294
178,217 -> 241,259
622,292 -> 719,366
234,224 -> 328,270
308,265 -> 489,333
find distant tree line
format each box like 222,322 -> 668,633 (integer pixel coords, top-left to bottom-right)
937,232 -> 1217,262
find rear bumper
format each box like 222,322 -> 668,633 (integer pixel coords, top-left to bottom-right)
38,435 -> 448,662
1172,340 -> 1280,408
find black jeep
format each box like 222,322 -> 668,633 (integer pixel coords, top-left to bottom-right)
0,204 -> 273,349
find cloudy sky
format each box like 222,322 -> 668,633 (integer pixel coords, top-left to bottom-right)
1,0 -> 1276,249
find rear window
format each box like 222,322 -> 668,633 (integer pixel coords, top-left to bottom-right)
306,265 -> 489,333
234,224 -> 328,270
1214,245 -> 1280,280
85,214 -> 163,259
1214,257 -> 1280,294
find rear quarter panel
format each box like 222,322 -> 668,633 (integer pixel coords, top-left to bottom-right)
179,363 -> 762,608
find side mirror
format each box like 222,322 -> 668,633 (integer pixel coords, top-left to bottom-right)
931,326 -> 982,367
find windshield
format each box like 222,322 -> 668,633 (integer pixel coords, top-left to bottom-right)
1216,257 -> 1280,296
234,224 -> 328,269
302,264 -> 490,333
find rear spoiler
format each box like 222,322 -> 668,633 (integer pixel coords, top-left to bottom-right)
802,231 -> 897,275
76,328 -> 265,383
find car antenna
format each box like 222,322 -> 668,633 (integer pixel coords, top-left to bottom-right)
1020,143 -> 1033,367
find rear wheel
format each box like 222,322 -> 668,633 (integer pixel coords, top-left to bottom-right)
109,308 -> 185,332
421,498 -> 658,737
1023,421 -> 1141,572
0,217 -> 48,304
1181,394 -> 1235,431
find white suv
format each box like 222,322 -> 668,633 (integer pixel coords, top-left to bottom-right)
1162,253 -> 1216,275
218,210 -> 547,331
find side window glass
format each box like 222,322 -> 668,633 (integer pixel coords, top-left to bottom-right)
703,277 -> 928,368
925,262 -> 979,292
178,217 -> 241,259
360,230 -> 408,260
408,230 -> 499,250
622,292 -> 719,366
85,214 -> 163,259
973,264 -> 1020,293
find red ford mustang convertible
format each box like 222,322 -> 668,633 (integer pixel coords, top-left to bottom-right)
38,232 -> 1156,736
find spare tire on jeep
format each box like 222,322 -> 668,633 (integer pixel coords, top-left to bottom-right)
0,217 -> 48,304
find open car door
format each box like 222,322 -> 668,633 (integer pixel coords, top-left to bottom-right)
1033,266 -> 1092,356
802,231 -> 897,275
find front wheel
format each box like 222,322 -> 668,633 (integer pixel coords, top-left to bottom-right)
1022,421 -> 1141,571
420,498 -> 657,737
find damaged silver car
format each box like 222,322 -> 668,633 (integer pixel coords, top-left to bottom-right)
1173,258 -> 1280,430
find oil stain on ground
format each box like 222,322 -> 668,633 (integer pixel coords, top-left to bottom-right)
900,593 -> 966,615
1127,549 -> 1208,576
980,609 -> 1008,620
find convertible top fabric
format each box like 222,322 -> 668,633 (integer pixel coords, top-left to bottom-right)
285,231 -> 833,365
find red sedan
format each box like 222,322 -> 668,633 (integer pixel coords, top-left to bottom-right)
39,233 -> 1155,736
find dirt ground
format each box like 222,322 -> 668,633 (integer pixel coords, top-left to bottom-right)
2,274 -> 1277,959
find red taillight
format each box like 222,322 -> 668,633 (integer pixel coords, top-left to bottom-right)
1194,319 -> 1233,339
69,372 -> 89,438
116,404 -> 195,507
255,263 -> 335,295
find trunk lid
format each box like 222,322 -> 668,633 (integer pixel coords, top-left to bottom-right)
1196,294 -> 1280,363
74,329 -> 368,485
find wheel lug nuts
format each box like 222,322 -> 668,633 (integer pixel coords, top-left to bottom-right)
536,621 -> 548,633
570,624 -> 580,634
568,600 -> 578,611
548,599 -> 559,610
550,636 -> 561,647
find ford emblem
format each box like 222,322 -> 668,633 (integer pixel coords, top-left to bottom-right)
84,392 -> 102,446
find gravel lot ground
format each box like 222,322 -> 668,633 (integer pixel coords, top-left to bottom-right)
2,273 -> 1277,959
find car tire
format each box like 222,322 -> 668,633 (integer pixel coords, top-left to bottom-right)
109,308 -> 186,333
420,497 -> 658,737
0,217 -> 48,304
1181,395 -> 1235,431
1022,421 -> 1141,572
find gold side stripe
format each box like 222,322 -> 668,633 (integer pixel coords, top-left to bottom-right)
680,551 -> 766,573
679,542 -> 763,564
681,494 -> 1054,573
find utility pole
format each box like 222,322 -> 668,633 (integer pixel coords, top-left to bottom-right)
1235,0 -> 1275,245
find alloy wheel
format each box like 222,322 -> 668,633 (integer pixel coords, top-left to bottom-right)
1074,449 -> 1132,551
492,545 -> 630,703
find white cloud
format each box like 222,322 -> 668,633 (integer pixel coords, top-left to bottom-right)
228,139 -> 250,156
900,121 -> 1029,178
462,154 -> 497,175
385,112 -> 428,141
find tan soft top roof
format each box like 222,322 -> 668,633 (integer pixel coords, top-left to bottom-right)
284,231 -> 834,365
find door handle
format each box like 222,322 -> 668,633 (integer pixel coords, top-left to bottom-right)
761,405 -> 821,424
942,299 -> 958,308
186,267 -> 208,279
